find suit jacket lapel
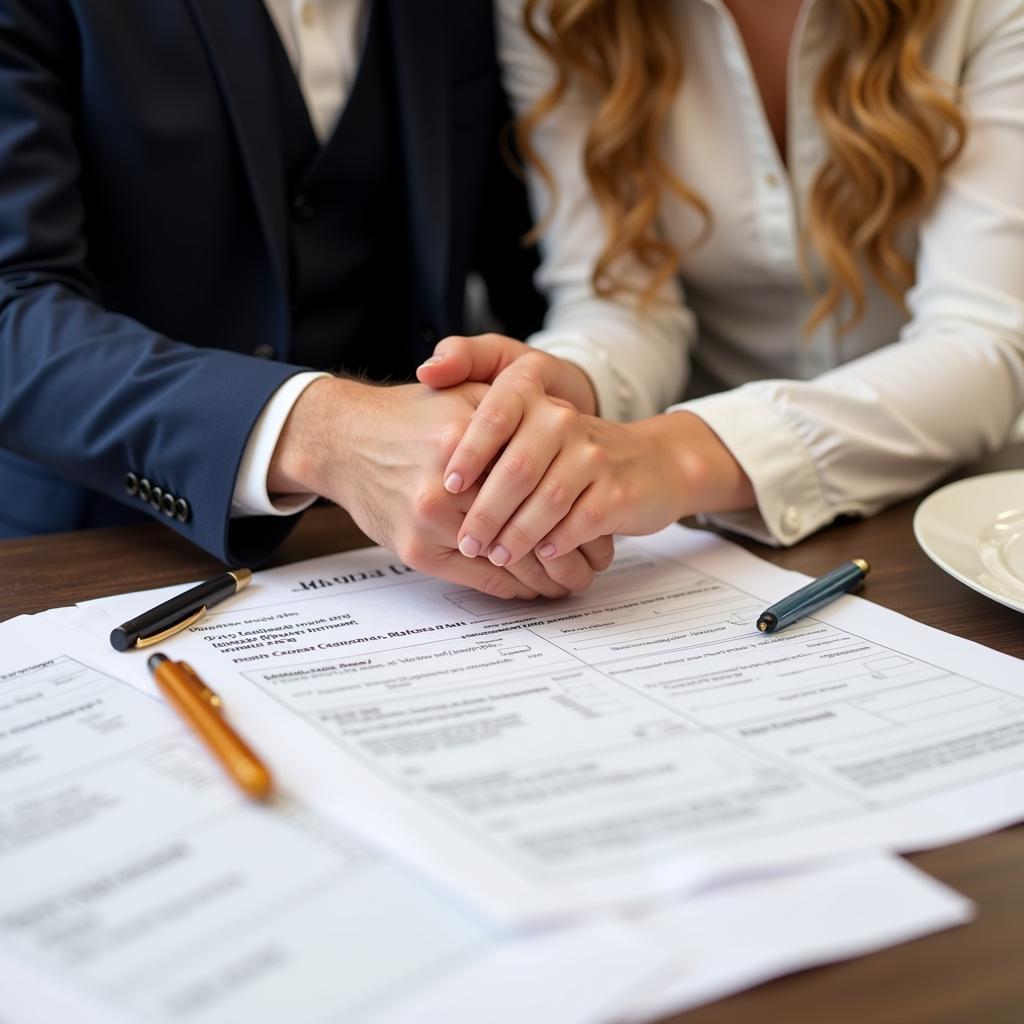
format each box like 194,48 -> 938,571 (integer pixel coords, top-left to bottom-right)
182,0 -> 290,300
388,0 -> 453,327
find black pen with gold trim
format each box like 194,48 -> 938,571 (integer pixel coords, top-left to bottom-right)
109,569 -> 252,650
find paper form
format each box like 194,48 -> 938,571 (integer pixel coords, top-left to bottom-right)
0,624 -> 971,1024
77,524 -> 1024,923
0,616 -> 662,1024
620,853 -> 971,1021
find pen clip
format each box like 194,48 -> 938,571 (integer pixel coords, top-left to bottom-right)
178,660 -> 222,709
135,605 -> 207,648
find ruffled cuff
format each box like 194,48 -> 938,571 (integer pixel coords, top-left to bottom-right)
674,389 -> 835,546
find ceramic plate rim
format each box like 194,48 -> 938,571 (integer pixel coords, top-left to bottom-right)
913,470 -> 1024,615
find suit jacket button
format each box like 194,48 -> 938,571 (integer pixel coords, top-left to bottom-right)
138,477 -> 152,501
252,343 -> 276,360
291,194 -> 316,222
174,497 -> 191,523
124,472 -> 139,496
149,484 -> 163,510
419,325 -> 438,346
161,491 -> 177,517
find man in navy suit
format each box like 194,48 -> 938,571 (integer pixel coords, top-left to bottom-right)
0,0 -> 609,598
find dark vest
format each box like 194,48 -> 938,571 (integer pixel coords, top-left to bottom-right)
262,0 -> 419,380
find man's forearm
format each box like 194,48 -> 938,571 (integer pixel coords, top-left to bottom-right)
234,372 -> 331,516
267,375 -> 363,500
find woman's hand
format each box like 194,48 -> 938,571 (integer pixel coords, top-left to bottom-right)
413,332 -> 754,572
415,332 -> 615,580
416,334 -> 598,523
419,342 -> 596,564
451,406 -> 756,567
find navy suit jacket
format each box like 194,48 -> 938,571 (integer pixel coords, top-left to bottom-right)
0,0 -> 544,564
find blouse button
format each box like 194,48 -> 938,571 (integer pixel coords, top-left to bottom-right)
782,506 -> 802,536
764,172 -> 779,188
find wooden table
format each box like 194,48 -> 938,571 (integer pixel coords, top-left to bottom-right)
2,449 -> 1023,1023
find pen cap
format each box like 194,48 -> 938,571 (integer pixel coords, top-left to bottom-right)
110,625 -> 134,652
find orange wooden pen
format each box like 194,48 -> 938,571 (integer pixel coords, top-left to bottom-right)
147,652 -> 273,800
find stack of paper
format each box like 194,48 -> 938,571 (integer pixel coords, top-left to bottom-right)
7,522 -> 1023,1022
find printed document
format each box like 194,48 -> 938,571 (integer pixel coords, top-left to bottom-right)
79,524 -> 1024,921
0,607 -> 972,1022
0,616 -> 661,1024
621,853 -> 970,1021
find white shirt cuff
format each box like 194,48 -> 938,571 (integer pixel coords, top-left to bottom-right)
231,372 -> 331,518
673,389 -> 834,546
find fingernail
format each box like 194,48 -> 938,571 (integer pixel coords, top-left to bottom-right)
537,543 -> 557,558
419,355 -> 443,368
489,544 -> 511,566
444,472 -> 463,493
459,536 -> 481,557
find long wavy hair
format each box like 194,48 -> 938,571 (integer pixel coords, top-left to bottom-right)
519,0 -> 966,331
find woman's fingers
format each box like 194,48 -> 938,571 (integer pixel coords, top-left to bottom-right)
455,406 -> 570,560
456,463 -> 599,598
536,483 -> 619,561
479,446 -> 594,566
442,385 -> 528,496
394,483 -> 541,602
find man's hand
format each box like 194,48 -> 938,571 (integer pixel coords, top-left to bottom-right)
416,334 -> 598,416
267,377 -> 612,598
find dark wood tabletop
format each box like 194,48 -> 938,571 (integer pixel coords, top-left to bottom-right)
2,446 -> 1022,1023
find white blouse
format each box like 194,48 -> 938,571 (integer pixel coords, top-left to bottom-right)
498,0 -> 1024,545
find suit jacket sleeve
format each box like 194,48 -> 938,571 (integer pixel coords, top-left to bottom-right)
0,0 -> 304,564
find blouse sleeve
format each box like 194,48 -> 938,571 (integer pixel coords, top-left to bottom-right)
496,0 -> 696,422
680,0 -> 1024,544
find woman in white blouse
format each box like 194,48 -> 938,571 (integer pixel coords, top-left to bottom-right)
417,0 -> 1024,571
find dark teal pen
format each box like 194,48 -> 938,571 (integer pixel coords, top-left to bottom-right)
756,559 -> 871,633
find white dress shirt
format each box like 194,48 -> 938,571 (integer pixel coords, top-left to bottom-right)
498,0 -> 1024,544
232,0 -> 363,517
263,0 -> 365,140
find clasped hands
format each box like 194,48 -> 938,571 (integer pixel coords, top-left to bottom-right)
270,334 -> 751,600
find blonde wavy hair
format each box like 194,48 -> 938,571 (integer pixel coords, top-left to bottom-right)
519,0 -> 966,331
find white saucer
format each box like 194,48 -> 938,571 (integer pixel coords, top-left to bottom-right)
913,470 -> 1024,614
